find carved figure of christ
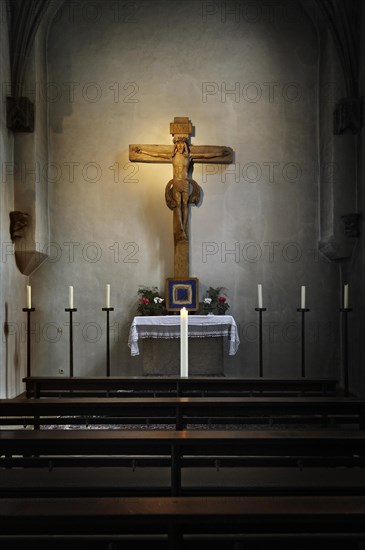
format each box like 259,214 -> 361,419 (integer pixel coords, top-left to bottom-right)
129,118 -> 233,277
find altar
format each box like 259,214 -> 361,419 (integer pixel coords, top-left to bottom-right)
128,315 -> 240,375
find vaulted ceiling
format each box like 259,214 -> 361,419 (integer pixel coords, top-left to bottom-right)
5,0 -> 362,99
6,0 -> 55,93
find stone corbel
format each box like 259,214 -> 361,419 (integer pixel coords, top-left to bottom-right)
319,213 -> 361,262
9,211 -> 48,276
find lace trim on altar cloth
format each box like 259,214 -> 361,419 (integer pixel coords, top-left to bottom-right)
128,317 -> 240,356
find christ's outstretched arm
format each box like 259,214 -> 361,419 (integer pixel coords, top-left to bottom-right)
132,146 -> 171,160
192,147 -> 231,160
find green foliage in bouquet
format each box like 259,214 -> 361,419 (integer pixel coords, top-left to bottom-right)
198,287 -> 230,315
137,286 -> 165,315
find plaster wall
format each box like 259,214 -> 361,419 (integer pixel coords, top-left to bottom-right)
13,15 -> 50,275
351,1 -> 365,397
0,0 -> 28,397
30,0 -> 341,380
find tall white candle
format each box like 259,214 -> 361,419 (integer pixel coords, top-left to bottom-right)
26,285 -> 31,309
301,286 -> 306,309
180,307 -> 188,377
344,284 -> 349,309
258,284 -> 263,309
69,285 -> 74,309
106,284 -> 110,308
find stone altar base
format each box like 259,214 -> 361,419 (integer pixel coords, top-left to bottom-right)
141,337 -> 224,376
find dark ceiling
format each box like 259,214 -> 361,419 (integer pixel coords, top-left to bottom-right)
5,0 -> 361,99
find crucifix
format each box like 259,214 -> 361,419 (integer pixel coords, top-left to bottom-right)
129,117 -> 233,278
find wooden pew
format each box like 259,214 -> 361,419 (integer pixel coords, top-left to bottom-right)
22,376 -> 340,399
0,494 -> 364,549
1,429 -> 365,497
1,396 -> 364,429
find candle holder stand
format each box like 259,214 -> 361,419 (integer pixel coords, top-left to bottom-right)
102,307 -> 114,377
65,308 -> 77,377
340,308 -> 352,395
297,308 -> 310,378
255,308 -> 266,377
22,307 -> 36,378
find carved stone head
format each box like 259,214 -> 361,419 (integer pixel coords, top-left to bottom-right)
341,213 -> 361,238
9,211 -> 30,241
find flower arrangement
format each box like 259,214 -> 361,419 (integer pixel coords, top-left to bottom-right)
198,287 -> 230,315
136,286 -> 165,315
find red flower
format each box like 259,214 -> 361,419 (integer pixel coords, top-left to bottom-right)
218,296 -> 226,303
139,297 -> 149,304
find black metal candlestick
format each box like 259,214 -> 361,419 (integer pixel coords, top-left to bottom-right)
340,308 -> 352,395
297,308 -> 310,378
65,308 -> 77,377
255,308 -> 266,377
102,307 -> 114,377
22,307 -> 35,378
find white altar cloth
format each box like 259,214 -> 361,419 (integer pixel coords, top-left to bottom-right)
128,314 -> 240,356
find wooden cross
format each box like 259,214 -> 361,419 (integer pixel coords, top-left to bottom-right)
129,117 -> 233,278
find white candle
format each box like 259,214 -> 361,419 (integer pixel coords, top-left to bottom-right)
69,285 -> 74,309
301,286 -> 306,309
180,307 -> 188,377
258,284 -> 263,309
26,285 -> 31,309
344,284 -> 349,309
106,284 -> 110,308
